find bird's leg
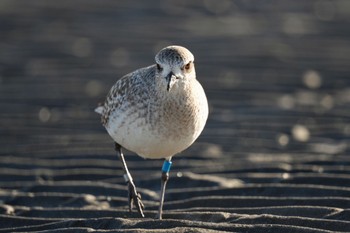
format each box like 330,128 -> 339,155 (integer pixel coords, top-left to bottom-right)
157,159 -> 172,220
115,143 -> 144,218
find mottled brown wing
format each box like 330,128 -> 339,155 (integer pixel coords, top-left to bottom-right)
100,73 -> 133,126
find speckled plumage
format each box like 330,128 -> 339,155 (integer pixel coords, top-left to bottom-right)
97,45 -> 208,160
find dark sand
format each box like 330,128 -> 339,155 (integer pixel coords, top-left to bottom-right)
1,1 -> 350,232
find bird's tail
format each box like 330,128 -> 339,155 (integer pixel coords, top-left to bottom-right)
95,105 -> 104,115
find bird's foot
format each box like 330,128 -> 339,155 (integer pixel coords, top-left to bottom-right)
155,211 -> 162,220
127,181 -> 145,218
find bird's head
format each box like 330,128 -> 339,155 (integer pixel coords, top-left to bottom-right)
155,45 -> 195,91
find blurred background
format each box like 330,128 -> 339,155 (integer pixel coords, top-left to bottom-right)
0,0 -> 350,155
1,0 -> 349,158
0,0 -> 350,227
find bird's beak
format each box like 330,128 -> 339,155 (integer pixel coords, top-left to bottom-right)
166,72 -> 176,92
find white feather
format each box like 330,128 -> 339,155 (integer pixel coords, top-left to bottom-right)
95,106 -> 104,115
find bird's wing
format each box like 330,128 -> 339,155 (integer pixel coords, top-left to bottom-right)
98,65 -> 155,126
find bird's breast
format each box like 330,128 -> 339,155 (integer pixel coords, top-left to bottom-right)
155,81 -> 208,140
106,80 -> 208,159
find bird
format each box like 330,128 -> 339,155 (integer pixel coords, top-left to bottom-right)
95,45 -> 208,219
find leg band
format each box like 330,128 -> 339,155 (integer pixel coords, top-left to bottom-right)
162,160 -> 172,173
123,173 -> 130,183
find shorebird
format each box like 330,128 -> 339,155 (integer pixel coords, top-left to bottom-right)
95,45 -> 208,219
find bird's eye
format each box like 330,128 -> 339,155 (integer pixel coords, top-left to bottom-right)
157,63 -> 163,71
184,62 -> 191,71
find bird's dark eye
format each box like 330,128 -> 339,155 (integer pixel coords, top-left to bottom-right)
157,63 -> 163,71
184,62 -> 191,71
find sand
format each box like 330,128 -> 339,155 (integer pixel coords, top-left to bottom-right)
1,1 -> 350,232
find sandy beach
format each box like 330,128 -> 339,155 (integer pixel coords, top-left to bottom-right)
1,1 -> 350,232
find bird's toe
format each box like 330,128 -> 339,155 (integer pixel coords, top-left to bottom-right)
128,182 -> 145,217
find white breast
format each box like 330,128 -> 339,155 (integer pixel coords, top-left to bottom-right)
105,79 -> 208,159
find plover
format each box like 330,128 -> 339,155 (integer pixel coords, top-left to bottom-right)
95,45 -> 208,219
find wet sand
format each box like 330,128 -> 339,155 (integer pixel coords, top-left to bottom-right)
1,1 -> 350,232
